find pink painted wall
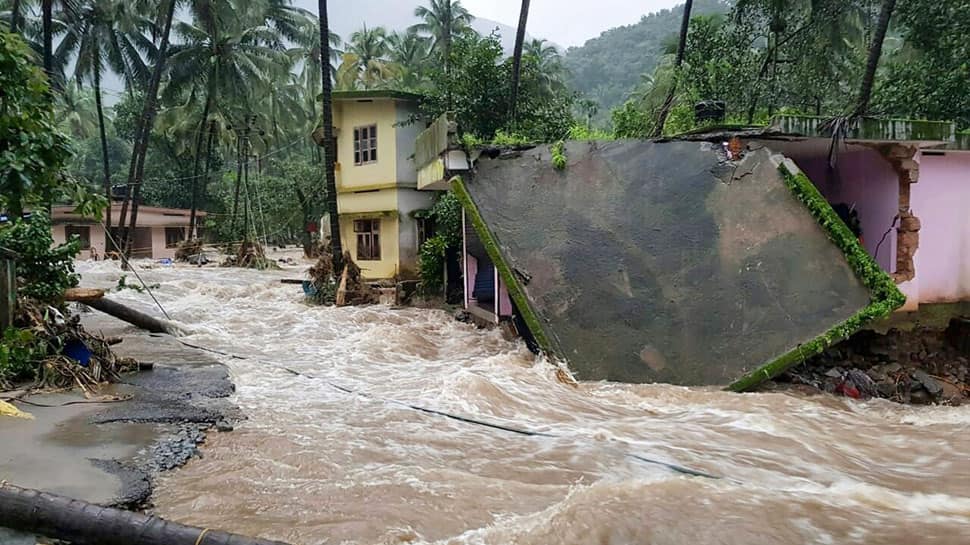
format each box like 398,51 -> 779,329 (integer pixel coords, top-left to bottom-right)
498,275 -> 513,317
912,151 -> 970,303
784,146 -> 898,273
51,224 -> 106,259
465,253 -> 478,310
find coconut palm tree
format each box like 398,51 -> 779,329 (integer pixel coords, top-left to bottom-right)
61,0 -> 149,230
117,0 -> 177,257
508,0 -> 529,125
318,0 -> 342,271
286,17 -> 340,131
410,0 -> 473,72
163,0 -> 293,236
386,29 -> 431,90
56,81 -> 100,138
854,0 -> 895,116
524,38 -> 566,94
651,0 -> 693,137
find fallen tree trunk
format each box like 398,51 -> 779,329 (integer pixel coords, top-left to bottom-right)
64,288 -> 106,303
0,483 -> 290,545
85,297 -> 180,335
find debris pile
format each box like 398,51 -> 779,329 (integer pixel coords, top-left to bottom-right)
222,240 -> 277,270
775,321 -> 970,405
1,300 -> 137,392
174,239 -> 207,264
306,251 -> 378,306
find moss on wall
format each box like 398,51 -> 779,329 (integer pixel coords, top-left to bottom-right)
451,176 -> 555,354
727,162 -> 906,391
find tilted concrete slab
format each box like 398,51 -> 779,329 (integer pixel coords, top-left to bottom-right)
455,140 -> 904,389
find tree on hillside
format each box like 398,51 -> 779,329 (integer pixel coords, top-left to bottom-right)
524,38 -> 565,91
651,0 -> 693,137
508,0 -> 530,126
318,0 -> 342,271
411,0 -> 473,74
344,24 -> 397,88
387,29 -> 431,90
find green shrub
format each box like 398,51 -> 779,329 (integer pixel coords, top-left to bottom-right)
0,212 -> 80,303
0,327 -> 47,384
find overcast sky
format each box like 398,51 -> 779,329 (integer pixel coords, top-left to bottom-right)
458,0 -> 683,47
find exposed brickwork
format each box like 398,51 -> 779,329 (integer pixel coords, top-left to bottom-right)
873,144 -> 921,283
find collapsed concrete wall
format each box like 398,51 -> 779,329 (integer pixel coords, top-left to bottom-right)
456,140 -> 903,388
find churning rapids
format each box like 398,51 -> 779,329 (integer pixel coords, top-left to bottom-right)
76,260 -> 970,545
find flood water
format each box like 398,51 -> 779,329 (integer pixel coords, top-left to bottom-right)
76,260 -> 970,545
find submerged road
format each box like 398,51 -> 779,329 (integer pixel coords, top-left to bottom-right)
76,260 -> 970,545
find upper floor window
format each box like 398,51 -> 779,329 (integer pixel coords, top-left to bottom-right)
354,125 -> 378,165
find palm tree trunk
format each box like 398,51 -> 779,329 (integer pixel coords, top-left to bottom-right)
188,81 -> 215,239
10,0 -> 21,33
230,137 -> 244,238
42,0 -> 52,76
319,0 -> 343,272
651,0 -> 693,138
93,68 -> 113,249
118,0 -> 177,258
198,120 -> 216,239
854,0 -> 896,117
509,0 -> 530,127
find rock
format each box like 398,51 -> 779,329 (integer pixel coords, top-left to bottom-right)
876,381 -> 897,398
215,420 -> 234,432
847,369 -> 877,398
913,370 -> 944,397
825,367 -> 844,378
909,387 -> 931,404
880,362 -> 903,375
940,382 -> 963,405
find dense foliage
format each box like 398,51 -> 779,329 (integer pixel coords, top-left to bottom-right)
874,0 -> 970,129
0,31 -> 101,304
607,0 -> 970,136
423,33 -> 574,141
0,212 -> 80,302
563,0 -> 731,125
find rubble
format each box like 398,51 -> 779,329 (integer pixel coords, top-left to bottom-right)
771,321 -> 970,405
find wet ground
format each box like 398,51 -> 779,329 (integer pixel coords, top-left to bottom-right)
50,260 -> 970,543
0,312 -> 236,508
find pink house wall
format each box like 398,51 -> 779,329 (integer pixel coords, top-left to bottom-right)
912,151 -> 970,303
497,276 -> 513,317
788,147 -> 899,273
465,253 -> 478,309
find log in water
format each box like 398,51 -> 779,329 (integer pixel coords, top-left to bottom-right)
0,483 -> 289,545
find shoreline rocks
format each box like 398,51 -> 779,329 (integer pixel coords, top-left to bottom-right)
768,321 -> 969,405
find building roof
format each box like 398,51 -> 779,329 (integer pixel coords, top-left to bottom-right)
331,90 -> 424,102
52,204 -> 206,225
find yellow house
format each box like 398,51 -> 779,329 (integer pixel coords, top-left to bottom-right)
332,90 -> 435,280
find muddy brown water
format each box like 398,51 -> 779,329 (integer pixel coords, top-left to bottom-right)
76,261 -> 970,545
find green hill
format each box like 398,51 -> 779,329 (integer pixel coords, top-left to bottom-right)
564,0 -> 732,123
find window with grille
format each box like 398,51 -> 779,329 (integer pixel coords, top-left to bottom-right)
165,227 -> 185,248
65,225 -> 91,250
354,218 -> 381,261
353,125 -> 378,165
